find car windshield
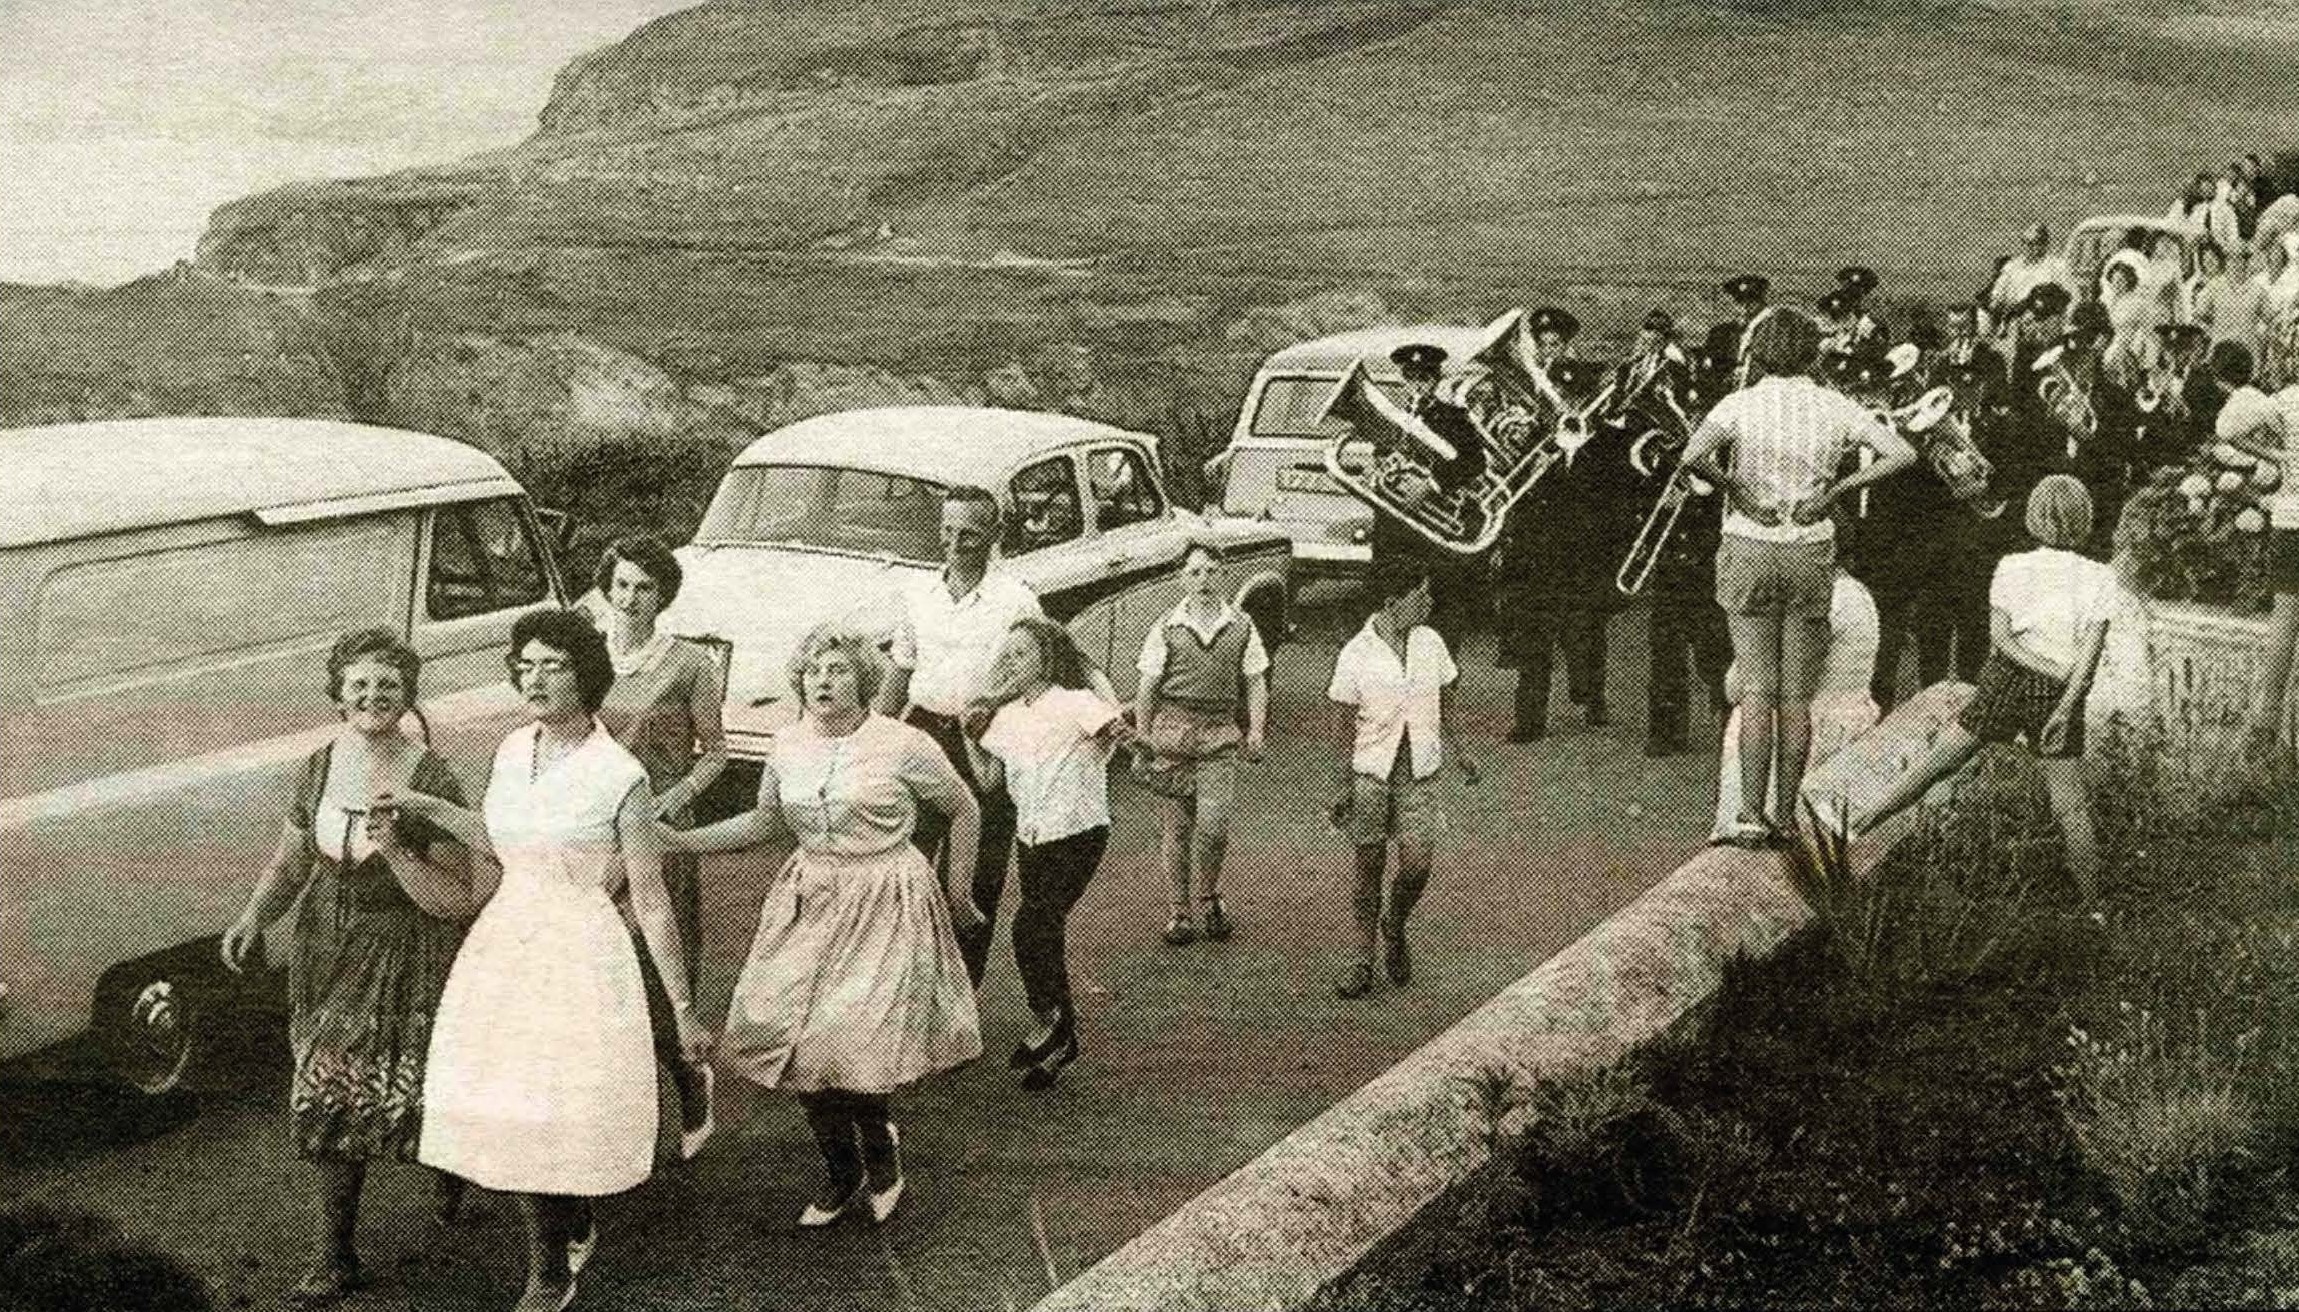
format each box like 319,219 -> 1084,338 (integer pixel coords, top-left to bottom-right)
696,464 -> 946,562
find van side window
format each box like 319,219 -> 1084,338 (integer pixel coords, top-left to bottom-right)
1005,457 -> 1083,555
1087,446 -> 1163,530
427,498 -> 548,621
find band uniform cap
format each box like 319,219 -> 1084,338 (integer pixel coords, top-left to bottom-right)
1389,342 -> 1450,375
2020,283 -> 2072,318
1722,274 -> 1770,303
2067,300 -> 2113,340
1526,306 -> 1581,339
1836,265 -> 1880,295
2154,321 -> 2208,348
1640,308 -> 1677,335
1548,357 -> 1599,389
1816,287 -> 1855,316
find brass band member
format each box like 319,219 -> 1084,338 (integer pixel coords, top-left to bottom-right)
1626,309 -> 1728,755
1495,308 -> 1615,739
1703,274 -> 1772,400
2036,301 -> 2140,541
2134,321 -> 2212,460
1367,341 -> 1489,649
1830,266 -> 1889,359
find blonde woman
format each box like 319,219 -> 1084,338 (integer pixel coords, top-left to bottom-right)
666,625 -> 983,1229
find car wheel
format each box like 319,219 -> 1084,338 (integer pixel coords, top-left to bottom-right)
1238,573 -> 1292,651
90,937 -> 272,1095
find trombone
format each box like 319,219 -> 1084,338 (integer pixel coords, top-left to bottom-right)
1614,464 -> 1712,597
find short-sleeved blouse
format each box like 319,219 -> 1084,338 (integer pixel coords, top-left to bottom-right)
771,715 -> 970,857
595,634 -> 723,791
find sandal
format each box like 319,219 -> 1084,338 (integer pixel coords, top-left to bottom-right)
1162,913 -> 1198,946
1201,897 -> 1233,942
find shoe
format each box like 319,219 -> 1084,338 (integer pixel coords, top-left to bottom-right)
1334,961 -> 1376,999
1010,1006 -> 1070,1068
566,1222 -> 598,1277
1506,723 -> 1547,744
797,1180 -> 866,1229
1383,925 -> 1413,986
1161,914 -> 1198,947
1020,1025 -> 1079,1091
1584,701 -> 1611,729
680,1062 -> 716,1160
861,1120 -> 904,1223
512,1275 -> 577,1312
1202,898 -> 1233,942
290,1258 -> 360,1306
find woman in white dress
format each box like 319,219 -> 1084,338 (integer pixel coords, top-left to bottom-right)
1711,566 -> 1881,842
394,607 -> 709,1312
665,624 -> 984,1230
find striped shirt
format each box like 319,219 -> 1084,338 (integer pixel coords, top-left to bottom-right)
1691,375 -> 1894,544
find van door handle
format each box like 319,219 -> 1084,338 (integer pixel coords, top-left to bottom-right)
1106,554 -> 1137,572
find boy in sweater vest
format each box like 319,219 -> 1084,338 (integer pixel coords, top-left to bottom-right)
1136,542 -> 1269,945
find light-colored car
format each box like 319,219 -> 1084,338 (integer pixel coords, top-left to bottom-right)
0,419 -> 570,1088
657,406 -> 1293,760
1206,324 -> 1490,581
2065,214 -> 2207,301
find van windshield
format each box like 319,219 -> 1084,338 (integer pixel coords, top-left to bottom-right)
696,465 -> 946,562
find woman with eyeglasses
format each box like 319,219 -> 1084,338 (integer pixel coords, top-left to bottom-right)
394,608 -> 710,1312
219,629 -> 481,1306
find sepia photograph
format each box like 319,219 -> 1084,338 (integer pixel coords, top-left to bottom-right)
4,0 -> 2299,1308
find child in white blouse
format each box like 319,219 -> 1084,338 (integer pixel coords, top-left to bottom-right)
1847,476 -> 2115,897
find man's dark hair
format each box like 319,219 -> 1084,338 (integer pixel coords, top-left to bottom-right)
1368,564 -> 1431,606
0,1205 -> 214,1312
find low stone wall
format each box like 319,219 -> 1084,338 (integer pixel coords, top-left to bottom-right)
1033,682 -> 1974,1312
2149,600 -> 2276,763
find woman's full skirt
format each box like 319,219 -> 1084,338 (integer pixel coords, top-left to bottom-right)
418,872 -> 657,1197
725,844 -> 981,1094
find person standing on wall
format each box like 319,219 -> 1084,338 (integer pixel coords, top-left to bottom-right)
1681,307 -> 1916,848
878,485 -> 1042,988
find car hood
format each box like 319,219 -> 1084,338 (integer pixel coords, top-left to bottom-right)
658,542 -> 921,748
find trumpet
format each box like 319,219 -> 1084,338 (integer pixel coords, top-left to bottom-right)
2135,363 -> 2188,419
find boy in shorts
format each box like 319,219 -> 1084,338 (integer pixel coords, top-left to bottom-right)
1327,570 -> 1480,999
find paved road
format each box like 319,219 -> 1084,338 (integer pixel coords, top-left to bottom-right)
0,606 -> 1726,1311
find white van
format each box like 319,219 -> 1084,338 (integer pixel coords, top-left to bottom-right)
1206,324 -> 1489,582
0,418 -> 569,1089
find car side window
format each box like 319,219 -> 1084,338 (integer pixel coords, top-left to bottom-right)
1006,457 -> 1083,555
1087,446 -> 1163,531
427,498 -> 549,621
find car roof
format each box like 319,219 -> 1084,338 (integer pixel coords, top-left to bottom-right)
0,417 -> 522,550
728,406 -> 1155,486
1256,324 -> 1492,376
2070,214 -> 2205,238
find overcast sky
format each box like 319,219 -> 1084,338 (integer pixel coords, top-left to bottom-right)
0,0 -> 697,284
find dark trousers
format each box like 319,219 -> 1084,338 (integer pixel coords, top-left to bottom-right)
1647,592 -> 1730,747
1012,826 -> 1108,1017
907,708 -> 1019,988
1870,574 -> 1989,711
1510,605 -> 1610,730
796,1089 -> 894,1195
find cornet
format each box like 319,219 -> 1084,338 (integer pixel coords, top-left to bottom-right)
2032,344 -> 2098,457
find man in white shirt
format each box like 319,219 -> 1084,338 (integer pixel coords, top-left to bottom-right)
1988,224 -> 2073,341
879,484 -> 1044,985
1326,570 -> 1478,999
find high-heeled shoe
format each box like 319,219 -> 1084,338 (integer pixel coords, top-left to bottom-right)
862,1122 -> 904,1224
797,1180 -> 866,1229
566,1221 -> 598,1277
1020,1025 -> 1078,1091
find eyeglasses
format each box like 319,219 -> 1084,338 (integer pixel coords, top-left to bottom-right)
512,657 -> 575,679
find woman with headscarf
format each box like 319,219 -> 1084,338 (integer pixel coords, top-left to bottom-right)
2259,233 -> 2299,389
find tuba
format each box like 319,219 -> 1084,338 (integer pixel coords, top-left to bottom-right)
1318,359 -> 1504,555
1894,384 -> 1997,510
1469,308 -> 1607,460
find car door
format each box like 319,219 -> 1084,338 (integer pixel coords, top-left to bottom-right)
1004,452 -> 1114,674
1085,442 -> 1189,699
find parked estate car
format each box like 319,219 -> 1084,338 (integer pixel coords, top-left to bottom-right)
656,406 -> 1293,761
1205,324 -> 1489,582
2065,214 -> 2207,300
0,419 -> 570,1089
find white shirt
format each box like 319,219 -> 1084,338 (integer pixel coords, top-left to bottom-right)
2216,385 -> 2293,524
1135,600 -> 1272,680
1990,548 -> 2120,673
890,567 -> 1043,716
1327,618 -> 1457,780
1989,253 -> 2072,317
979,686 -> 1120,846
1692,376 -> 1894,544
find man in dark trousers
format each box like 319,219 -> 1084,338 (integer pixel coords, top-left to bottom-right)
1366,341 -> 1489,651
1702,274 -> 1771,399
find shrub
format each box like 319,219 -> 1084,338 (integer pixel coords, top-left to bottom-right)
1506,1066 -> 1689,1227
2119,460 -> 2272,612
